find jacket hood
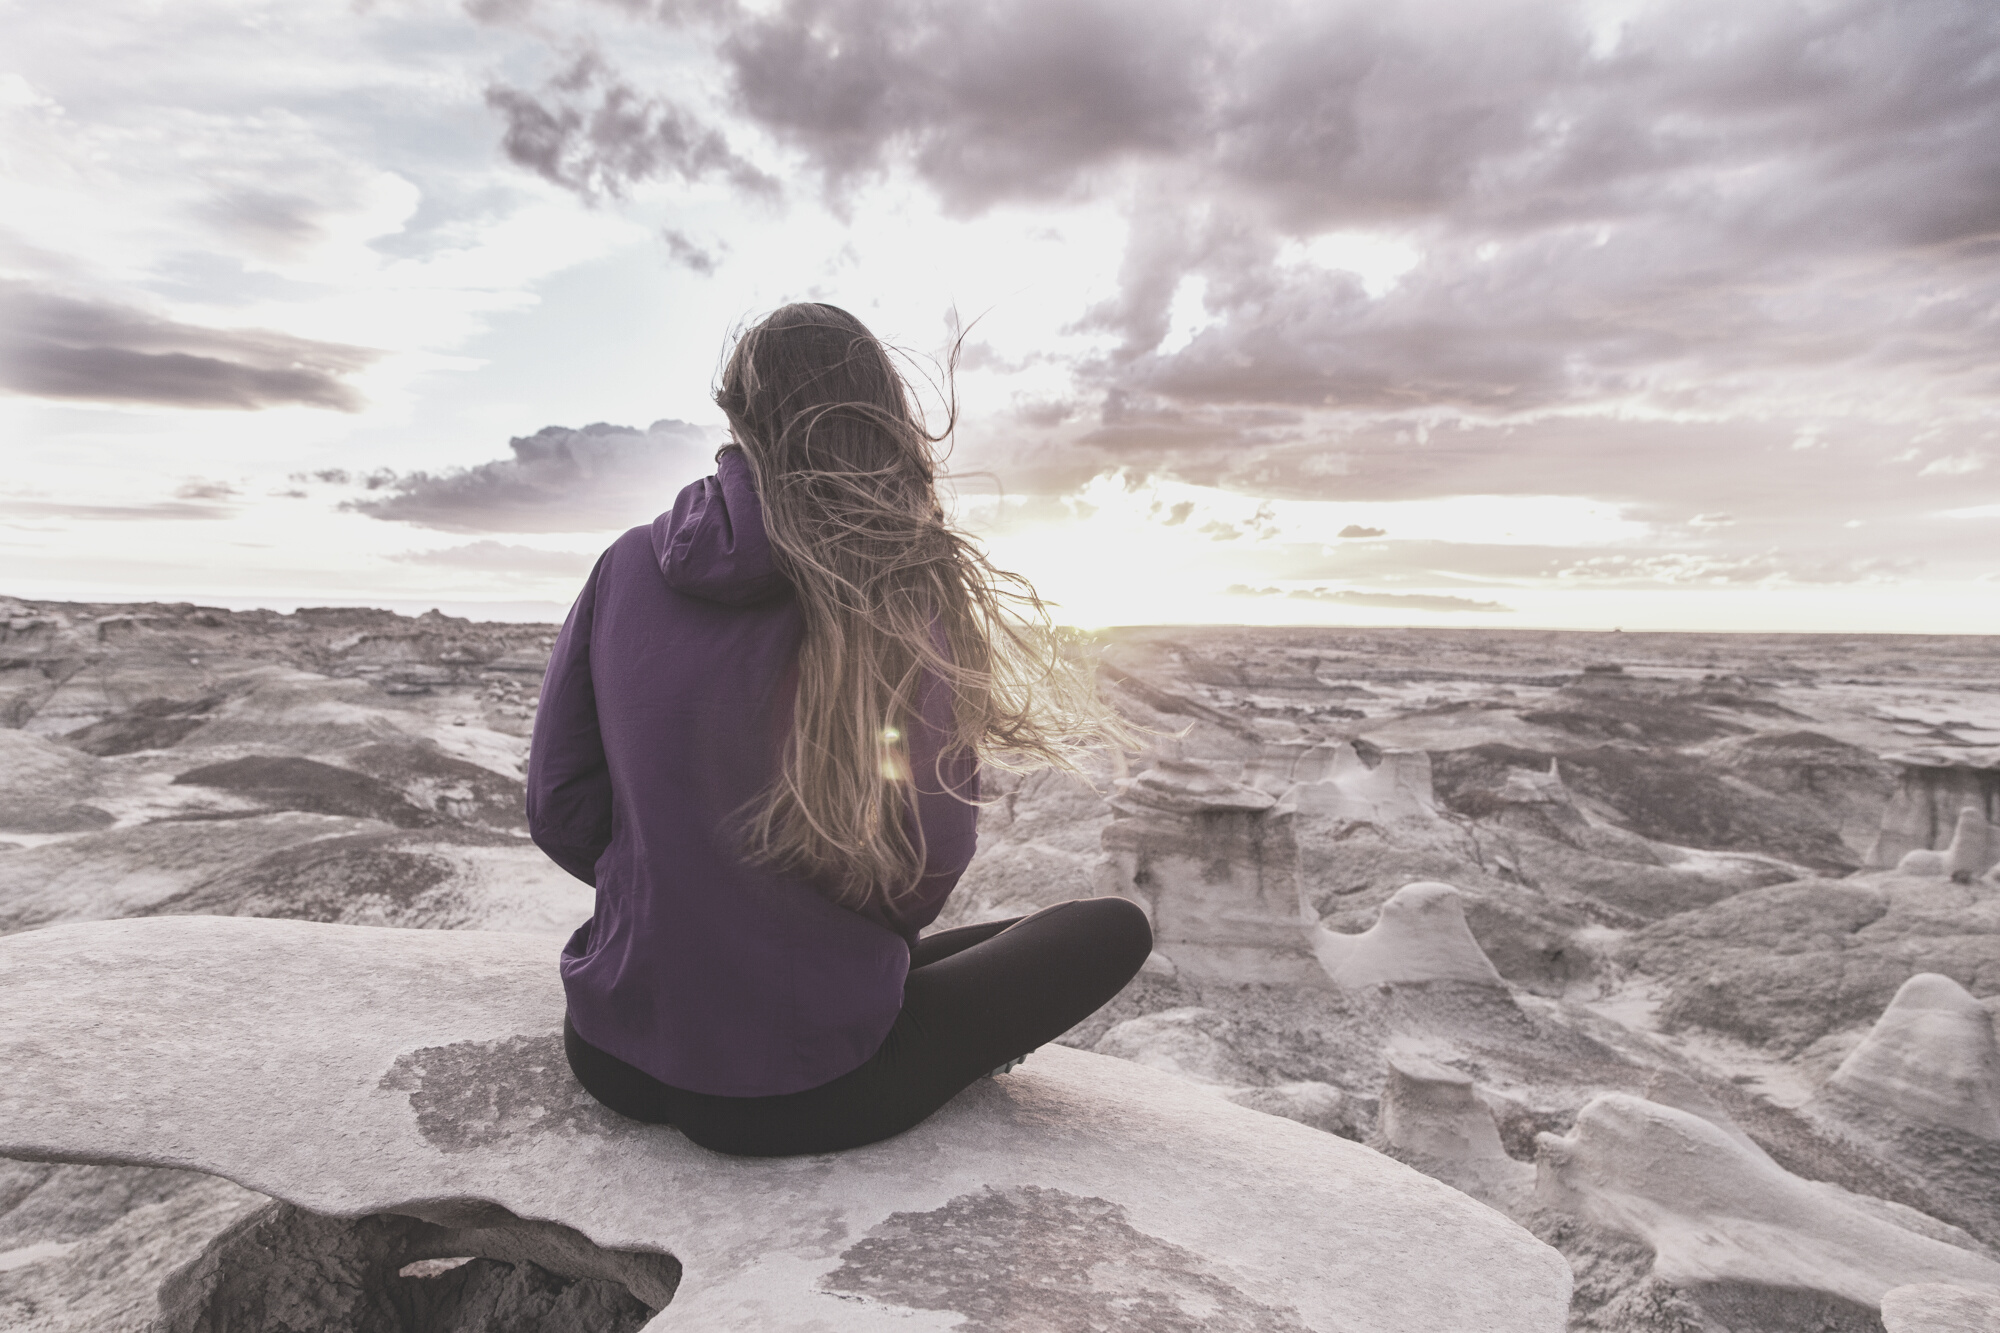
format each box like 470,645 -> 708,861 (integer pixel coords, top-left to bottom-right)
651,448 -> 790,606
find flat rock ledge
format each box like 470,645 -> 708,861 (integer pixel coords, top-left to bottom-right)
0,915 -> 1571,1331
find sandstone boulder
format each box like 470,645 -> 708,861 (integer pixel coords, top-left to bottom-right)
1813,973 -> 2000,1142
1534,1094 -> 2000,1314
1313,881 -> 1507,990
1883,1283 -> 2000,1332
0,915 -> 1572,1332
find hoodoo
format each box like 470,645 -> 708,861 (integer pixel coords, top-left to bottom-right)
1813,972 -> 2000,1142
1870,748 -> 2000,870
1895,807 -> 2000,880
1378,1054 -> 1509,1163
1534,1094 -> 2000,1311
1275,743 -> 1443,828
1099,759 -> 1323,986
1313,881 -> 1508,991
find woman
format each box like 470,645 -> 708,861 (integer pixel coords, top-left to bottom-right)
528,302 -> 1152,1157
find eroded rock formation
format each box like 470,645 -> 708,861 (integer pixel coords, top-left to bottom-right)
1312,881 -> 1507,991
1099,759 -> 1323,986
1812,973 -> 2000,1142
1872,749 -> 2000,870
1534,1094 -> 2000,1316
1896,807 -> 2000,882
10,609 -> 2000,1332
0,914 -> 1573,1332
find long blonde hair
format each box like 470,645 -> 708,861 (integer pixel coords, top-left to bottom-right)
715,303 -> 1133,909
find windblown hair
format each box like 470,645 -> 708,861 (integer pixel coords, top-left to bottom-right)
716,303 -> 1135,910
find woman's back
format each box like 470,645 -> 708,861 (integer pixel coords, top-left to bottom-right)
529,449 -> 978,1098
535,302 -> 1147,1156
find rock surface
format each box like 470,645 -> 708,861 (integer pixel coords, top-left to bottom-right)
1882,1283 -> 2000,1333
10,606 -> 2000,1332
1872,749 -> 2000,870
1099,759 -> 1324,986
1535,1094 -> 2000,1310
1814,973 -> 2000,1141
1313,881 -> 1507,990
0,914 -> 1573,1332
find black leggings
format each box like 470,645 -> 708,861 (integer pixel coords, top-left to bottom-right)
563,896 -> 1153,1157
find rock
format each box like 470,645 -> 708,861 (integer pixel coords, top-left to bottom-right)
59,693 -> 227,756
1714,730 -> 1899,862
1882,1283 -> 2000,1332
1872,749 -> 2000,870
172,755 -> 441,827
1638,1067 -> 1767,1158
1379,1054 -> 1509,1163
1260,743 -> 1442,828
0,813 -> 357,933
1896,808 -> 2000,881
1313,882 -> 1507,990
0,729 -> 111,834
1091,1007 -> 1261,1085
0,817 -> 588,936
0,915 -> 1573,1332
1622,875 -> 2000,1054
1374,1054 -> 1533,1212
1534,1093 -> 2000,1312
0,1161 -> 270,1333
1217,1082 -> 1371,1141
1101,759 -> 1326,986
1813,973 -> 2000,1142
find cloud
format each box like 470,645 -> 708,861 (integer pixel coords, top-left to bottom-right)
1228,583 -> 1512,613
1337,524 -> 1385,539
717,0 -> 1211,209
484,50 -> 775,202
459,0 -> 2000,464
0,283 -> 379,411
505,0 -> 2000,420
661,227 -> 721,274
393,540 -> 599,577
1920,451 -> 1989,477
348,419 -> 717,532
0,498 -> 236,522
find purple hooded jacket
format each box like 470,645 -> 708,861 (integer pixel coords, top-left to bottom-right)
528,450 -> 980,1097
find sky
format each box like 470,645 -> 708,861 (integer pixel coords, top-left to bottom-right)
3,0 -> 1997,632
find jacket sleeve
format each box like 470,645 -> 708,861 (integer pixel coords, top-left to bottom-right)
527,559 -> 613,886
875,672 -> 981,944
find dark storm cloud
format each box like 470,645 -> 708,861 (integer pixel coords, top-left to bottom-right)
485,50 -> 775,201
494,0 -> 2000,427
0,284 -> 378,411
466,0 -> 2000,614
539,0 -> 2000,245
718,0 -> 1211,209
348,419 -> 715,532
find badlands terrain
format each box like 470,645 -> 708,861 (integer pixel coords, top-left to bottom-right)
1,598 -> 1997,1331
